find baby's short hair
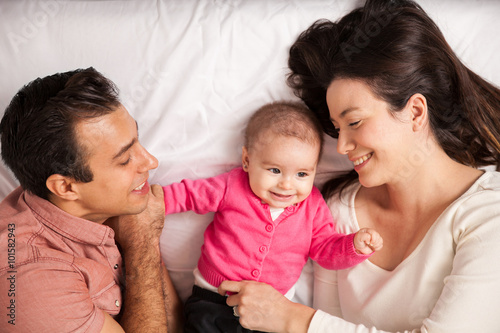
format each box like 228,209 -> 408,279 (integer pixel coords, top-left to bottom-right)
244,101 -> 324,157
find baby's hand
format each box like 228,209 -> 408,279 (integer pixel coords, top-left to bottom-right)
354,228 -> 383,255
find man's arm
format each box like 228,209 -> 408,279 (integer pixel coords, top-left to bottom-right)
161,262 -> 184,332
105,184 -> 182,332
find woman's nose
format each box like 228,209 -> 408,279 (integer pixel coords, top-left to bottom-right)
336,131 -> 355,155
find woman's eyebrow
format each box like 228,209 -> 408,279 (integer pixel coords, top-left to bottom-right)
330,107 -> 360,122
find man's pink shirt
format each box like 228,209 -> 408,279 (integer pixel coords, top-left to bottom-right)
0,187 -> 123,332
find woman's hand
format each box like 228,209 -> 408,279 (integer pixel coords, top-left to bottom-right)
218,280 -> 315,333
354,228 -> 384,255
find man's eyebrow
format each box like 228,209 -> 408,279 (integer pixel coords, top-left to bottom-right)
112,121 -> 139,160
112,138 -> 137,160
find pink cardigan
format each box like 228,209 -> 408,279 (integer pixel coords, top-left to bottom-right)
163,167 -> 370,295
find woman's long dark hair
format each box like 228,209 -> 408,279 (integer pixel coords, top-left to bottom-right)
287,0 -> 500,199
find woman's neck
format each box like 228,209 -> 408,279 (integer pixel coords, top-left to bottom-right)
373,149 -> 482,214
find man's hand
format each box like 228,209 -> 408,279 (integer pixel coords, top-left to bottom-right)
104,184 -> 182,332
106,184 -> 165,253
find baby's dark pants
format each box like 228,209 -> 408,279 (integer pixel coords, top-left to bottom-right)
184,285 -> 265,333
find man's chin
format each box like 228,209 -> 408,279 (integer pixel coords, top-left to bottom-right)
131,196 -> 149,214
127,202 -> 149,216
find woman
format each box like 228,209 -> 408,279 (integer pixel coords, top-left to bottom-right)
218,0 -> 500,331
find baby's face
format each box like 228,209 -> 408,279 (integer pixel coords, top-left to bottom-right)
243,134 -> 320,209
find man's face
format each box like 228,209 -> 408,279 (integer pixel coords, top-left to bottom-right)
72,105 -> 158,223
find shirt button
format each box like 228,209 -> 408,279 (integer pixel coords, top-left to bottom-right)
251,269 -> 260,278
114,264 -> 119,269
286,206 -> 293,212
265,224 -> 273,232
115,300 -> 120,307
259,246 -> 267,253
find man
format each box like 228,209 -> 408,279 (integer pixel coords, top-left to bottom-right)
0,68 -> 182,332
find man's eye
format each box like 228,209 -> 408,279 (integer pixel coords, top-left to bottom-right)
269,168 -> 280,174
120,158 -> 131,166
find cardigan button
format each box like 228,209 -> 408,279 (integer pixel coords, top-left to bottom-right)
251,269 -> 260,278
259,246 -> 267,253
265,224 -> 273,232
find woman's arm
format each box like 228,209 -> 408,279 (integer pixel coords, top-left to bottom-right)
218,204 -> 500,333
309,188 -> 500,332
218,280 -> 316,333
217,279 -> 409,333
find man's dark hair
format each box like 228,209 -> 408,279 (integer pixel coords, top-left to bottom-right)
0,67 -> 121,200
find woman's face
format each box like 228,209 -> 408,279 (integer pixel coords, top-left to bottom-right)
326,78 -> 417,187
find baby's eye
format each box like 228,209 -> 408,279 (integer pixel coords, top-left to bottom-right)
269,168 -> 281,174
297,172 -> 308,177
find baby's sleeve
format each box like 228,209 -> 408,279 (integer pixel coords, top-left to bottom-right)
162,172 -> 229,215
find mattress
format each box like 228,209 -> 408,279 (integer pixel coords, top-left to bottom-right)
1,0 -> 499,303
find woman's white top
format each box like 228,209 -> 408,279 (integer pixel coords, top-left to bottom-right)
308,171 -> 500,332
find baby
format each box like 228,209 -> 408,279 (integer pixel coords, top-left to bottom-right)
163,101 -> 383,332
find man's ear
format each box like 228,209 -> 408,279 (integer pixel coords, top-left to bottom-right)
241,146 -> 250,171
406,93 -> 428,132
46,174 -> 79,201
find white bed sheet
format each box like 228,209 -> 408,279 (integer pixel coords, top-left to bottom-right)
1,0 -> 499,304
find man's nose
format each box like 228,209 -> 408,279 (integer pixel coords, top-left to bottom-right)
138,145 -> 158,172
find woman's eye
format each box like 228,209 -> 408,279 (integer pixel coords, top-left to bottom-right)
331,122 -> 339,132
269,168 -> 280,174
349,120 -> 361,127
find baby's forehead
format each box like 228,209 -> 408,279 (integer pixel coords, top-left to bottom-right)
251,132 -> 321,151
250,133 -> 321,168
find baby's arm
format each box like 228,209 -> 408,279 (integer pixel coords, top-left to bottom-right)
163,172 -> 229,215
353,228 -> 383,255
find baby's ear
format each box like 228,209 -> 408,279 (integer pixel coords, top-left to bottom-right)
241,146 -> 250,171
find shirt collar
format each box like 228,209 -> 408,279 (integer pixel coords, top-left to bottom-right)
24,190 -> 115,246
